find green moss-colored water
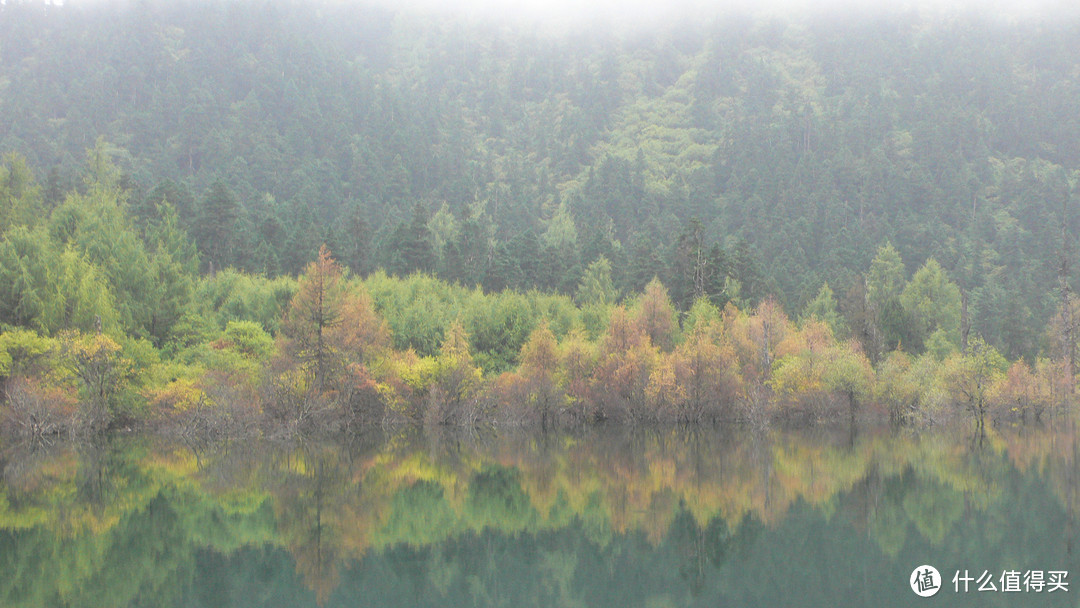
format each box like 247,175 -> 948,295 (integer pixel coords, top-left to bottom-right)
1,424 -> 1077,607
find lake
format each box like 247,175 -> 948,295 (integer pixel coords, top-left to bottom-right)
1,423 -> 1078,607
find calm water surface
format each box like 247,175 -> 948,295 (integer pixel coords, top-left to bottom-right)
2,424 -> 1079,607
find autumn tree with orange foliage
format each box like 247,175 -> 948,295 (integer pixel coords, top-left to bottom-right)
556,328 -> 597,423
517,321 -> 564,427
633,278 -> 679,352
670,300 -> 742,422
753,297 -> 788,373
592,306 -> 659,422
770,320 -> 873,421
281,245 -> 348,390
992,358 -> 1070,423
273,245 -> 390,428
994,361 -> 1040,421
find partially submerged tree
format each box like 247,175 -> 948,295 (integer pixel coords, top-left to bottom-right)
940,336 -> 1006,431
517,321 -> 563,428
281,244 -> 348,391
275,245 -> 390,427
57,330 -> 132,431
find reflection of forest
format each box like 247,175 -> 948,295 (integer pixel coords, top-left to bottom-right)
1,424 -> 1079,607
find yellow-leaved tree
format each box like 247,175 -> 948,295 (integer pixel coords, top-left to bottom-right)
275,245 -> 389,428
57,330 -> 132,431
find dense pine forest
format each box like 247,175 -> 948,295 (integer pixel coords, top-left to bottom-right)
1,0 -> 1079,435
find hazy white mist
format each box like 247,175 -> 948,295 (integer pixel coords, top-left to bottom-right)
351,0 -> 1078,29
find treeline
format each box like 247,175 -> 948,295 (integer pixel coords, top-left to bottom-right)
3,0 -> 1080,362
0,148 -> 1072,437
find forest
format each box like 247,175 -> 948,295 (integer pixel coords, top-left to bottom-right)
1,0 -> 1079,435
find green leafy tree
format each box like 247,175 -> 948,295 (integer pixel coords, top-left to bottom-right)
0,153 -> 44,233
146,201 -> 199,275
627,233 -> 667,295
865,243 -> 910,355
802,282 -> 846,337
670,218 -> 711,309
940,336 -> 1006,431
900,258 -> 962,351
575,256 -> 617,307
141,179 -> 196,232
194,179 -> 240,272
145,247 -> 193,347
427,202 -> 460,268
49,247 -> 119,334
541,202 -> 578,252
426,320 -> 483,425
866,243 -> 906,312
0,227 -> 56,331
388,202 -> 435,276
57,331 -> 133,430
821,340 -> 874,422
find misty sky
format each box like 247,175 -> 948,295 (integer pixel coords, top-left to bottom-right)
358,0 -> 1078,29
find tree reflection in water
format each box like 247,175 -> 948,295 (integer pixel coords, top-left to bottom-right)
1,422 -> 1079,607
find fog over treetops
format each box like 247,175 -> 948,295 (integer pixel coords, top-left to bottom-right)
2,0 -> 1080,360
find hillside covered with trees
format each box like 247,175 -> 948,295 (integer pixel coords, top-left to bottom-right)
0,0 -> 1078,434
